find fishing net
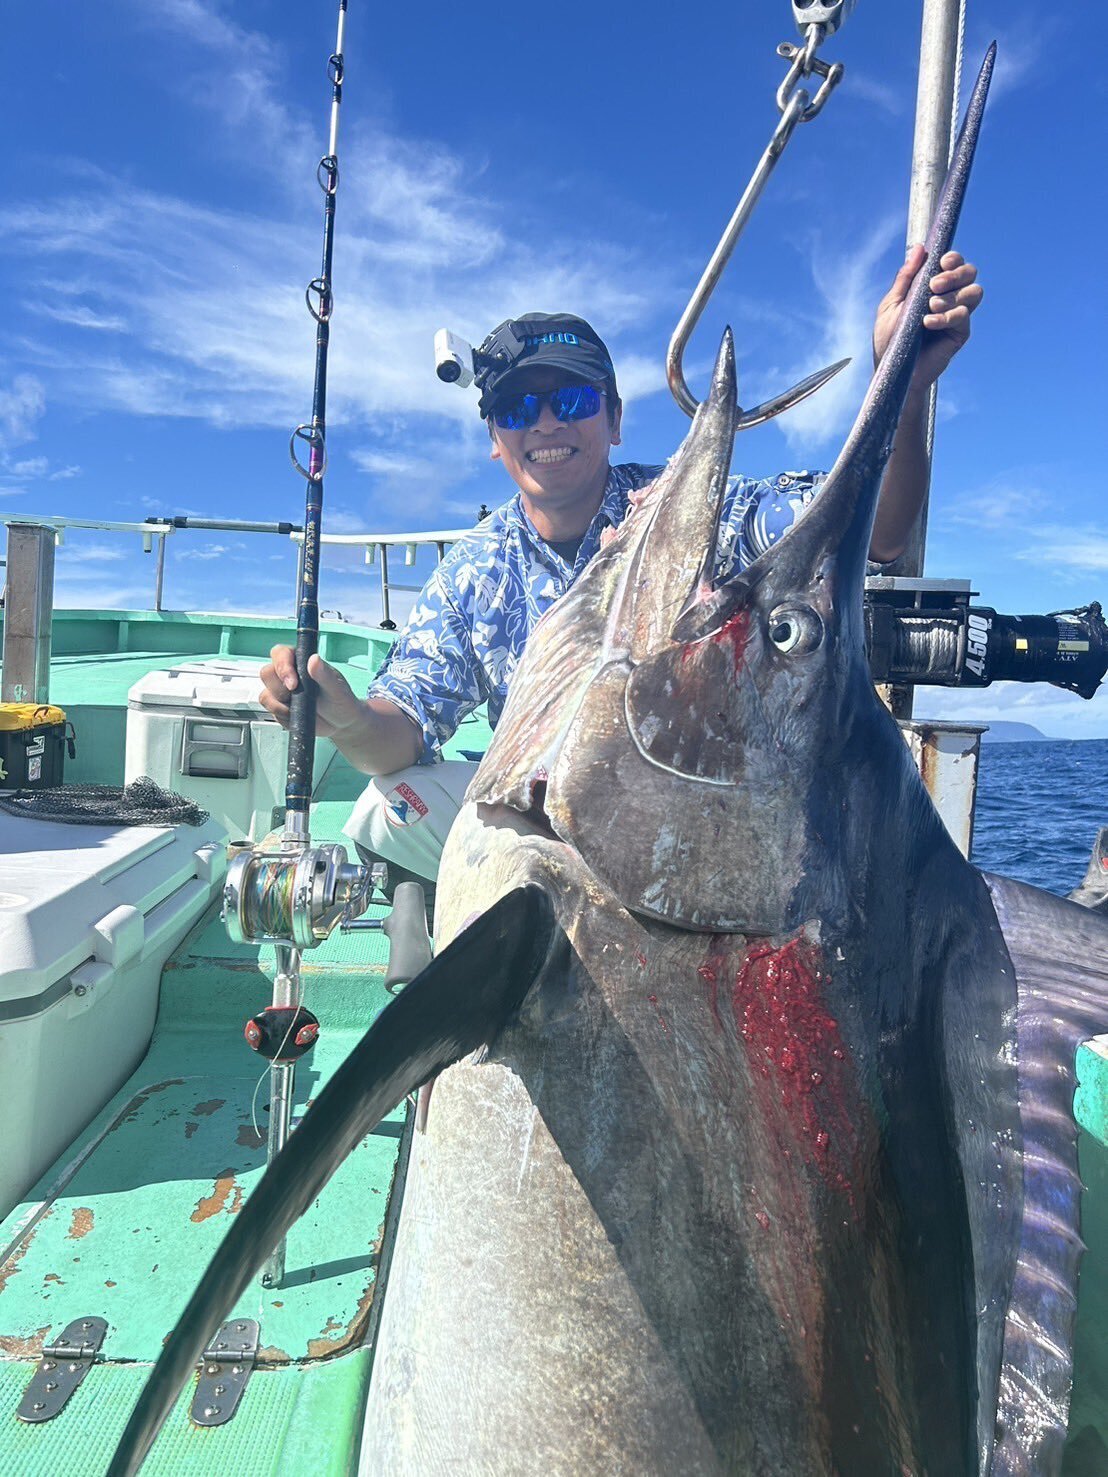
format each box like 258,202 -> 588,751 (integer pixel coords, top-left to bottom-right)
0,775 -> 210,827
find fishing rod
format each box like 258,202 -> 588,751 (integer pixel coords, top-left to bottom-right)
285,0 -> 348,840
220,0 -> 434,1293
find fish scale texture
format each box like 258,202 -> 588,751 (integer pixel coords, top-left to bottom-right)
0,1351 -> 370,1476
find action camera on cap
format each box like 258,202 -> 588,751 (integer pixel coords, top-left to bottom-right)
434,328 -> 476,387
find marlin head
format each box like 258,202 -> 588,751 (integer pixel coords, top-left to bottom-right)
472,47 -> 995,935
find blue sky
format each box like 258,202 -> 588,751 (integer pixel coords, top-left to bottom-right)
1,2 -> 1105,736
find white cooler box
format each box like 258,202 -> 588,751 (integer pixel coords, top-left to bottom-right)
125,660 -> 336,842
0,809 -> 227,1220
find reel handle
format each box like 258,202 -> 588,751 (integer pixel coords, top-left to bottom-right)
382,882 -> 434,994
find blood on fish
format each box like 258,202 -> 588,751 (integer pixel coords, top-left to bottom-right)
731,937 -> 856,1198
678,608 -> 751,674
647,994 -> 670,1036
711,609 -> 752,674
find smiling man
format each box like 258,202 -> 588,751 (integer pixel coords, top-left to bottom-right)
259,249 -> 983,892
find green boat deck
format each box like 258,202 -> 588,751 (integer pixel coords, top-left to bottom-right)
0,611 -> 478,1473
0,766 -> 412,1475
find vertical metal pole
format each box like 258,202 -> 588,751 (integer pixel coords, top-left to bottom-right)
895,0 -> 965,578
260,942 -> 303,1289
378,544 -> 395,629
886,0 -> 965,718
1,525 -> 55,704
153,534 -> 167,613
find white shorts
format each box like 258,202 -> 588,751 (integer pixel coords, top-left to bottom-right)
342,760 -> 477,883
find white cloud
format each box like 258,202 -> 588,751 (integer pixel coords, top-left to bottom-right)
0,449 -> 82,491
985,30 -> 1047,105
611,352 -> 668,408
40,304 -> 127,332
58,543 -> 125,563
175,543 -> 233,561
323,507 -> 375,535
0,374 -> 46,443
131,494 -> 206,518
173,0 -> 282,57
53,584 -> 152,611
942,477 -> 1042,530
0,0 -> 671,480
0,157 -> 667,452
842,73 -> 903,117
1024,527 -> 1108,575
349,449 -> 440,479
753,214 -> 901,454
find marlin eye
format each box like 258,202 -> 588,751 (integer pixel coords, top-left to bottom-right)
768,606 -> 823,654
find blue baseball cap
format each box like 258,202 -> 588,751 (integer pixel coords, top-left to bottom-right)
475,313 -> 617,418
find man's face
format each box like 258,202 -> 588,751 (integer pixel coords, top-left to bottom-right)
488,366 -> 622,507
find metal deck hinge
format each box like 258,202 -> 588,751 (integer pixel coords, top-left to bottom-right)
16,1317 -> 108,1423
190,1318 -> 259,1427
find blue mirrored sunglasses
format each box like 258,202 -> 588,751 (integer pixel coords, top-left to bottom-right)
491,384 -> 606,431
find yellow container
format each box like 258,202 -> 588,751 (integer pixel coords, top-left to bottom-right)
0,703 -> 68,786
0,702 -> 66,731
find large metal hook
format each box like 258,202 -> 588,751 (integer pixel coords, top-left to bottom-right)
667,14 -> 854,423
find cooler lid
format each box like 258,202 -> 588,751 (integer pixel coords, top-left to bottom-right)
0,810 -> 226,1004
126,660 -> 272,718
0,703 -> 67,731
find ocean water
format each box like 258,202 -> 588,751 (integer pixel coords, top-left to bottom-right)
971,738 -> 1108,896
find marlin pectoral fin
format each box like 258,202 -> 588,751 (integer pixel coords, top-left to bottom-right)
1069,826 -> 1108,912
106,885 -> 560,1477
982,876 -> 1108,1476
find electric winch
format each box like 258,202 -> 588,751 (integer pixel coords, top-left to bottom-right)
864,578 -> 1108,701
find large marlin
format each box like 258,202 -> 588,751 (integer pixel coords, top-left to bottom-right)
109,43 -> 1108,1477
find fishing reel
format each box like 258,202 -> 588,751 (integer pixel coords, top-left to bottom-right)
864,578 -> 1108,700
223,841 -> 372,948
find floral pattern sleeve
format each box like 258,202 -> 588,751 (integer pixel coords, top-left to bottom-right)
368,565 -> 490,764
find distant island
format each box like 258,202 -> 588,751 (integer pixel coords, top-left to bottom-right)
979,721 -> 1048,743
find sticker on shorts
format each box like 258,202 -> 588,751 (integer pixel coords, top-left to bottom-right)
384,782 -> 429,827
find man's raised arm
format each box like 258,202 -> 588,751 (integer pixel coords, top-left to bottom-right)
869,245 -> 984,563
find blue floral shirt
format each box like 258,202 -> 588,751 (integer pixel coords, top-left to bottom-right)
369,462 -> 824,763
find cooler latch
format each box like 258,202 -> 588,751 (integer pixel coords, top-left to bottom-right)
190,1318 -> 259,1427
17,1316 -> 108,1423
180,717 -> 251,780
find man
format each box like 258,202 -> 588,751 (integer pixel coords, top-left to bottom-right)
260,245 -> 983,890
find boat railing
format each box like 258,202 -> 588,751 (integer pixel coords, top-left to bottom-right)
0,514 -> 472,628
287,527 -> 470,630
